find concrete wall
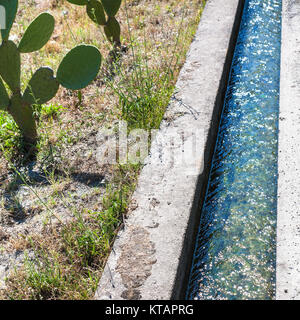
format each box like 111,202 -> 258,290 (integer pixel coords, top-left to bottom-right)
276,0 -> 300,300
95,0 -> 244,300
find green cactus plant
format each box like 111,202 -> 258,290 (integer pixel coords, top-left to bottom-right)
67,0 -> 122,47
0,0 -> 102,150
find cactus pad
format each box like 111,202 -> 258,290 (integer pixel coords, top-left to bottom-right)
0,40 -> 20,91
87,0 -> 106,25
0,77 -> 9,110
66,0 -> 88,5
56,44 -> 101,90
101,0 -> 121,17
0,0 -> 18,41
67,0 -> 89,6
23,67 -> 59,105
18,13 -> 55,53
0,1 -> 103,146
10,93 -> 37,145
104,17 -> 120,43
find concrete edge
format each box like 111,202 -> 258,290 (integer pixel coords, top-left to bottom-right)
276,0 -> 300,300
173,0 -> 245,299
95,0 -> 244,300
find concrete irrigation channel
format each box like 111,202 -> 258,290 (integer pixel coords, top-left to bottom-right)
95,0 -> 300,300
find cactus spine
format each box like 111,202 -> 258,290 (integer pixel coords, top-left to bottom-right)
0,1 -> 102,150
67,0 -> 122,47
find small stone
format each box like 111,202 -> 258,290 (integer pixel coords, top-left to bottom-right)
0,228 -> 8,241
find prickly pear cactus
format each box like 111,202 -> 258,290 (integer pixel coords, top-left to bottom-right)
23,67 -> 59,105
57,45 -> 102,90
0,0 -> 102,148
0,78 -> 9,111
67,0 -> 122,46
1,0 -> 18,41
18,13 -> 55,53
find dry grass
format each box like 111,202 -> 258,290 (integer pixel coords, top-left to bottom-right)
0,0 -> 205,299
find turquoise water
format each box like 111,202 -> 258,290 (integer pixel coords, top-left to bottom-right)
186,0 -> 282,300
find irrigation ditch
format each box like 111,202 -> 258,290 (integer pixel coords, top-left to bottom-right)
96,0 -> 300,301
96,0 -> 245,300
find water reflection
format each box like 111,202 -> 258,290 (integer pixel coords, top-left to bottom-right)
186,0 -> 282,300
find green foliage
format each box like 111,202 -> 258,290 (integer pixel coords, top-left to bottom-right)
67,0 -> 122,46
40,103 -> 64,119
0,0 -> 18,41
104,16 -> 121,44
2,179 -> 132,300
18,13 -> 55,53
87,0 -> 106,25
0,0 -> 102,148
0,111 -> 20,150
56,45 -> 102,90
23,67 -> 59,105
67,0 -> 88,5
101,0 -> 122,17
0,41 -> 21,91
0,78 -> 9,110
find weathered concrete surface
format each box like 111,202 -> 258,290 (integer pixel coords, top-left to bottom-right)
276,0 -> 300,300
95,0 -> 243,300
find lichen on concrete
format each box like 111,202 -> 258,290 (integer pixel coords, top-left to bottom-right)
116,226 -> 156,300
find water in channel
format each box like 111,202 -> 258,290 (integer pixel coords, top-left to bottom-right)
186,0 -> 282,300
